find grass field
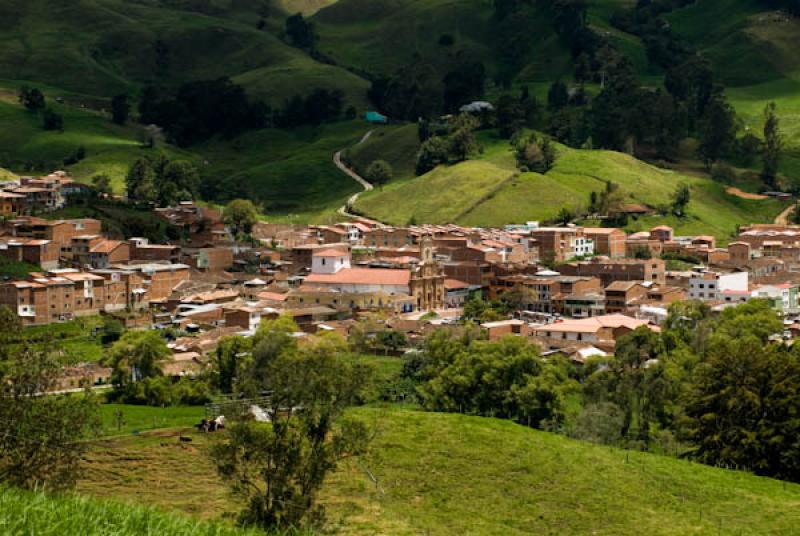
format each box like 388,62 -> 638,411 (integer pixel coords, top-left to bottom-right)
6,316 -> 105,364
354,132 -> 785,241
99,404 -> 205,437
75,407 -> 800,535
0,486 -> 269,536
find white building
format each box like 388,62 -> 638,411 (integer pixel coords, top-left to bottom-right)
688,271 -> 748,301
311,248 -> 351,274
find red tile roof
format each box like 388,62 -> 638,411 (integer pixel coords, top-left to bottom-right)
305,268 -> 410,286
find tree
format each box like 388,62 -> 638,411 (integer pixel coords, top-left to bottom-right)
513,132 -> 556,173
696,94 -> 736,170
223,199 -> 259,236
125,158 -> 157,202
670,183 -> 690,217
416,136 -> 450,175
212,335 -> 253,395
762,102 -> 783,189
160,160 -> 200,204
684,338 -> 800,481
442,61 -> 486,113
109,331 -> 170,395
0,338 -> 99,490
18,86 -> 45,112
285,13 -> 317,50
92,174 -> 113,197
211,335 -> 372,530
495,94 -> 526,138
365,160 -> 393,186
42,109 -> 63,131
547,80 -> 569,110
447,113 -> 480,163
111,95 -> 131,125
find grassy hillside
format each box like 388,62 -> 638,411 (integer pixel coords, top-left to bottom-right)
76,407 -> 800,535
0,86 -> 194,190
0,486 -> 268,536
0,0 -> 367,108
199,120 -> 370,221
344,123 -> 420,180
312,0 -> 571,83
354,133 -> 784,241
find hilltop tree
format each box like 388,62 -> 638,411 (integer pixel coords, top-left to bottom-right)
448,113 -> 480,162
17,86 -> 45,112
223,199 -> 259,236
416,136 -> 450,175
125,158 -> 158,202
365,160 -> 393,186
285,13 -> 317,50
514,132 -> 556,173
762,102 -> 783,189
111,95 -> 131,125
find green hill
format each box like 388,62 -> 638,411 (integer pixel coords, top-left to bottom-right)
75,407 -> 800,535
0,88 -> 194,190
312,0 -> 572,82
0,486 -> 270,536
344,123 -> 420,180
0,0 -> 368,108
353,134 -> 785,241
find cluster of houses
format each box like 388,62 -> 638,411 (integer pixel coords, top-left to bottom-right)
5,171 -> 800,379
0,171 -> 90,216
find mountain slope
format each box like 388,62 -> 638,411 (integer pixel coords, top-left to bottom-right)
353,133 -> 785,241
0,0 -> 368,107
326,408 -> 800,535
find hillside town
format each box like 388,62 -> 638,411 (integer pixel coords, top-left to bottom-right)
4,170 -> 800,388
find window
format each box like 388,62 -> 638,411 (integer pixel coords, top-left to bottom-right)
321,258 -> 326,265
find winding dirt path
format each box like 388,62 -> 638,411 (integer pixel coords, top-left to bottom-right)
775,202 -> 798,225
335,130 -> 374,218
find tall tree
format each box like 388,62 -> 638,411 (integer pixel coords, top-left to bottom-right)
685,338 -> 800,481
111,95 -> 131,125
0,316 -> 99,490
696,94 -> 736,170
211,334 -> 372,530
762,101 -> 783,189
